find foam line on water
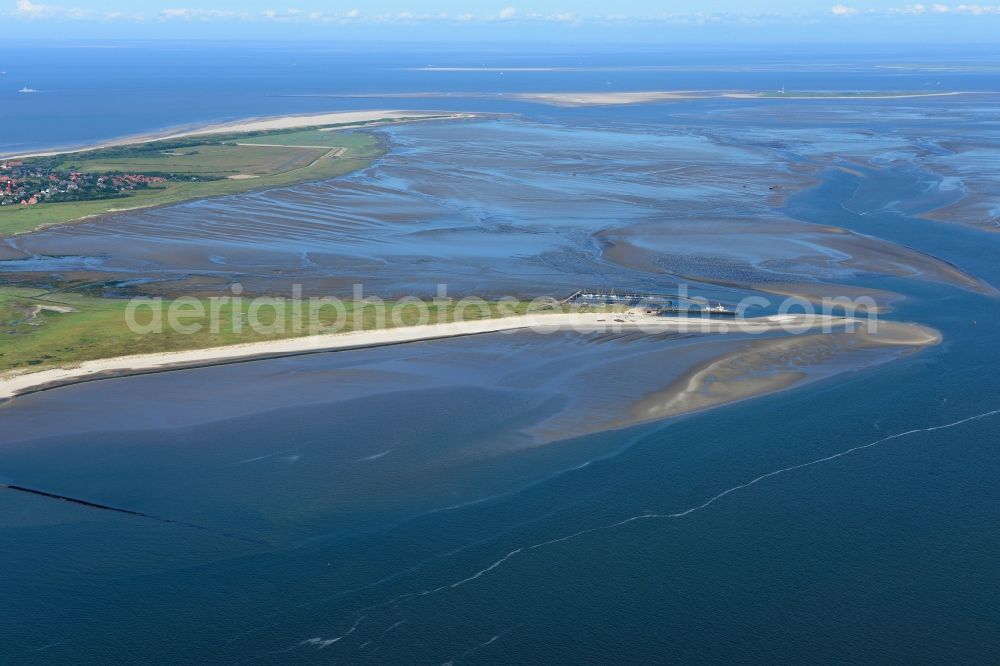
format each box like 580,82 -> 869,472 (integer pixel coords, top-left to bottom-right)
300,614 -> 367,649
441,627 -> 513,665
288,424 -> 652,554
401,407 -> 1000,600
359,619 -> 408,653
235,448 -> 300,465
248,407 -> 1000,661
235,616 -> 369,664
223,494 -> 599,647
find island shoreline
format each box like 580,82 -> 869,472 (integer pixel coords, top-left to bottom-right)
0,109 -> 480,161
0,312 -> 937,401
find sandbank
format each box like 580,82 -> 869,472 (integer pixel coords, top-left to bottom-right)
0,111 -> 475,161
327,90 -> 978,108
628,321 -> 940,423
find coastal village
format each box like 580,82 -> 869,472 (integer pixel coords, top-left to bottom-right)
0,160 -> 168,207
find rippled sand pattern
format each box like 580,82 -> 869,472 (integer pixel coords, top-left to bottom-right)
3,118 -> 988,297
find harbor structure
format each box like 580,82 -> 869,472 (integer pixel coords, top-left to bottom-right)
564,288 -> 738,316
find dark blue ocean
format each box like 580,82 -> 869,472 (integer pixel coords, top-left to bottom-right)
4,41 -> 1000,155
1,43 -> 999,664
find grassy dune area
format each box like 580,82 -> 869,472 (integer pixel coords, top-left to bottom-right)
66,143 -> 326,175
0,125 -> 389,236
0,287 -> 564,374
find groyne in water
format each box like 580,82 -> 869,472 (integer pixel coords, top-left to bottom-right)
2,484 -> 267,546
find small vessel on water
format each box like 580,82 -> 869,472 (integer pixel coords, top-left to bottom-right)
706,302 -> 737,316
18,86 -> 39,94
661,302 -> 737,317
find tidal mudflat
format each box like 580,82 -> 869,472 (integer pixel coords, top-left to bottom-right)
2,116 -> 989,302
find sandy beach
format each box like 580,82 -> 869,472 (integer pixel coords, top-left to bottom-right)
181,111 -> 474,137
1,110 -> 474,161
0,311 -> 909,400
509,90 -> 973,107
512,91 -> 714,106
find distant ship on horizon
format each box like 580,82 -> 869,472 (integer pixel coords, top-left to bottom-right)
19,86 -> 39,94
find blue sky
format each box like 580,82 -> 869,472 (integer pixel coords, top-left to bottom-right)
4,0 -> 999,41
